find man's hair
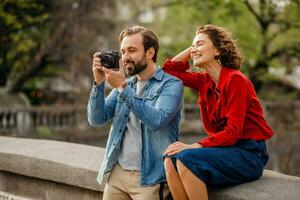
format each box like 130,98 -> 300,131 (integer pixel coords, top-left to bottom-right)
196,24 -> 243,69
119,26 -> 159,62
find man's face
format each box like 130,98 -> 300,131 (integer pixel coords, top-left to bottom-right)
120,34 -> 148,76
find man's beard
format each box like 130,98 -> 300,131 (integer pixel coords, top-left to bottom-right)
124,54 -> 148,76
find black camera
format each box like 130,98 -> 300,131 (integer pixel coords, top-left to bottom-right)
100,50 -> 120,69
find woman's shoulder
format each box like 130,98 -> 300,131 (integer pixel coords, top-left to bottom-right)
221,67 -> 252,88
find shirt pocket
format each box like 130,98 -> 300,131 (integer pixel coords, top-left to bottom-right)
145,92 -> 159,100
144,92 -> 159,106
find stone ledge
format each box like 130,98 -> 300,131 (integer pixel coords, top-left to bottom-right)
0,191 -> 32,200
0,136 -> 105,192
209,170 -> 300,200
1,136 -> 300,200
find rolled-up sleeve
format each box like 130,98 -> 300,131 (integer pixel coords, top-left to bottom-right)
87,82 -> 119,126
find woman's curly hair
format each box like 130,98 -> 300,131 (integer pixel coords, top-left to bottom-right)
196,24 -> 243,69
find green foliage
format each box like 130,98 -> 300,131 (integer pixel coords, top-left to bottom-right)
155,0 -> 261,72
1,0 -> 120,98
150,0 -> 300,101
183,87 -> 198,103
0,0 -> 50,86
1,0 -> 300,104
36,126 -> 55,138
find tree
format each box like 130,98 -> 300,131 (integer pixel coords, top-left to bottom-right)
146,0 -> 300,94
0,0 -> 120,96
0,0 -> 50,89
243,0 -> 300,91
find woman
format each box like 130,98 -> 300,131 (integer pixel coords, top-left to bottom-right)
163,24 -> 274,200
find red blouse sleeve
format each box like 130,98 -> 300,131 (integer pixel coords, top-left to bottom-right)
198,74 -> 249,147
163,59 -> 204,91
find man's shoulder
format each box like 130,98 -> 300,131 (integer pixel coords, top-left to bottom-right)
158,68 -> 182,82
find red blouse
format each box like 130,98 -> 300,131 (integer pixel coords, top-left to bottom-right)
163,59 -> 274,147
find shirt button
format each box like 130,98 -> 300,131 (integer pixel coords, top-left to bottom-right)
124,114 -> 128,117
119,129 -> 122,133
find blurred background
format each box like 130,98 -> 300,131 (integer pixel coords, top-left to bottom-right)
1,0 -> 299,177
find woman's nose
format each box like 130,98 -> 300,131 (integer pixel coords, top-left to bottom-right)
190,46 -> 197,53
190,48 -> 197,57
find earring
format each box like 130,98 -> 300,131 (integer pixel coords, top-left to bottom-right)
215,55 -> 221,65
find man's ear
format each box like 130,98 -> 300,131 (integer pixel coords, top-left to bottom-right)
146,47 -> 155,60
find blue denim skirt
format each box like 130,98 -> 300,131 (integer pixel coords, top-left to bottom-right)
169,139 -> 269,187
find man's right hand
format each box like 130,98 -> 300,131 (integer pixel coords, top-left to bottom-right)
92,52 -> 106,85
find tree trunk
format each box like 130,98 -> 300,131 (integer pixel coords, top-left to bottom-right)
0,49 -> 10,87
8,55 -> 47,94
250,22 -> 270,93
250,60 -> 269,92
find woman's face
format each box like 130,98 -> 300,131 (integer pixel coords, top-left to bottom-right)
191,33 -> 219,67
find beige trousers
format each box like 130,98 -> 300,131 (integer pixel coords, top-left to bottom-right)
103,164 -> 170,200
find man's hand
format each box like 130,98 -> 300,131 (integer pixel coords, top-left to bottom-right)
164,141 -> 203,156
92,52 -> 106,85
101,59 -> 126,88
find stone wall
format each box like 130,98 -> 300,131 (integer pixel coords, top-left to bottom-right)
1,136 -> 300,200
0,136 -> 104,200
1,101 -> 299,177
263,101 -> 300,176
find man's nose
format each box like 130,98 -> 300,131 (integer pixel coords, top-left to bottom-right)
122,51 -> 131,60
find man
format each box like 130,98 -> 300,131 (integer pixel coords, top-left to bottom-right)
87,26 -> 183,200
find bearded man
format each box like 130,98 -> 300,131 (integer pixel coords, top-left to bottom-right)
87,26 -> 183,200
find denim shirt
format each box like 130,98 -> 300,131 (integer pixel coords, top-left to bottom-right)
87,68 -> 183,186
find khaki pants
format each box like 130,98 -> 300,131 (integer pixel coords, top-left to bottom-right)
103,164 -> 170,200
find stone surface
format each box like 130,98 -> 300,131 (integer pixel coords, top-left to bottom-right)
0,136 -> 105,191
0,190 -> 33,200
0,171 -> 102,200
209,170 -> 300,200
1,136 -> 300,200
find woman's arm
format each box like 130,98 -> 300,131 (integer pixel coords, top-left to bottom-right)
163,46 -> 204,91
171,46 -> 192,63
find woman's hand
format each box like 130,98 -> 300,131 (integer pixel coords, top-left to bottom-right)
164,141 -> 203,156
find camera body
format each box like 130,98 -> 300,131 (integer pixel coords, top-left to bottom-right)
100,50 -> 120,69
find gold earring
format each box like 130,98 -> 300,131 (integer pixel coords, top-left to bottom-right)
215,55 -> 221,65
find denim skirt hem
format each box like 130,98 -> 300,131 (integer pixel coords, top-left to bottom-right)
168,139 -> 268,187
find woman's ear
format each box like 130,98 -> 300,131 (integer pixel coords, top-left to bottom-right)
215,48 -> 220,57
146,47 -> 155,60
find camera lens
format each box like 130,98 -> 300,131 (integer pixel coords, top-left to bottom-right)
100,51 -> 120,69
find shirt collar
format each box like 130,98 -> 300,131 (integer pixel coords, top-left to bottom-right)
129,67 -> 163,84
216,66 -> 237,91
